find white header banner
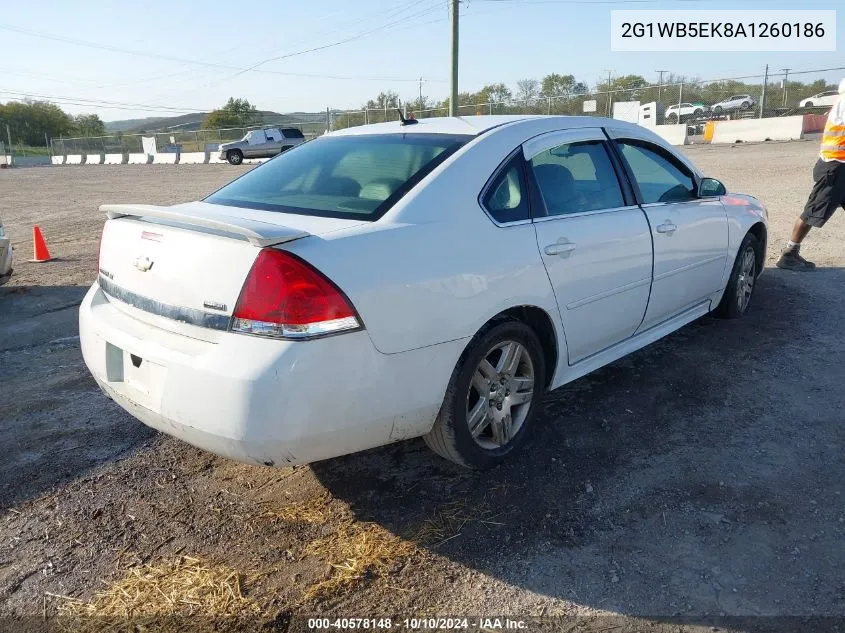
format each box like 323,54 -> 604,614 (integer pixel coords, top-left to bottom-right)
611,10 -> 836,52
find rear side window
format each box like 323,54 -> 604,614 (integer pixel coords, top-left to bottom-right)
205,134 -> 469,221
529,140 -> 624,216
616,140 -> 696,204
481,154 -> 529,223
281,128 -> 305,139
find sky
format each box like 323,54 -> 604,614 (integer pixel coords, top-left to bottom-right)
1,0 -> 843,122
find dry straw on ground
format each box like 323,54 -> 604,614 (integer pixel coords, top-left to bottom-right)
57,555 -> 261,632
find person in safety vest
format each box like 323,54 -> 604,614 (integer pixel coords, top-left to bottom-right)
777,78 -> 845,271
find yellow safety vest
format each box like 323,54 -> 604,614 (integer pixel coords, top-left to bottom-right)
820,96 -> 845,162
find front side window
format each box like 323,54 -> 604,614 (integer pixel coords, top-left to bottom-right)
206,133 -> 470,220
529,140 -> 624,216
481,155 -> 529,223
616,140 -> 696,204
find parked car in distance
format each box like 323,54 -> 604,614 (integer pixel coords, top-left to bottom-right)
665,102 -> 709,122
218,127 -> 306,165
799,91 -> 840,109
711,94 -> 756,114
81,115 -> 769,470
0,216 -> 12,285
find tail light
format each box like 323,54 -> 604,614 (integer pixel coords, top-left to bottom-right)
231,248 -> 361,339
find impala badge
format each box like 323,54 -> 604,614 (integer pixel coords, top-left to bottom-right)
133,256 -> 154,272
203,301 -> 227,311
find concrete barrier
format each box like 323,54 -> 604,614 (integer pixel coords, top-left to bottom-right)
104,153 -> 127,165
179,151 -> 208,164
85,153 -> 104,165
711,115 -> 805,144
0,155 -> 10,167
65,154 -> 84,165
152,152 -> 179,165
650,124 -> 689,146
51,155 -> 65,165
207,153 -> 226,164
128,153 -> 152,165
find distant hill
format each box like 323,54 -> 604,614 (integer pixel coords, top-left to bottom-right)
104,110 -> 326,134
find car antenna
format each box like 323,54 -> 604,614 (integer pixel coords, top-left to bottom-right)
397,107 -> 418,126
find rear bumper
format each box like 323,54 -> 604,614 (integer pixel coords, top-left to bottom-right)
79,283 -> 462,466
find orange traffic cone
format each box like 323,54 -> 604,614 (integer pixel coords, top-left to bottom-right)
31,225 -> 53,263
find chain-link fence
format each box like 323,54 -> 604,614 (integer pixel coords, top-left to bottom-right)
33,66 -> 842,158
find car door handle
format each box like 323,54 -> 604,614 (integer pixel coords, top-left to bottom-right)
656,221 -> 677,235
544,240 -> 577,256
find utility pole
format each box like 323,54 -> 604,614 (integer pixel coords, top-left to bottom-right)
655,70 -> 669,102
604,70 -> 613,116
760,64 -> 769,119
419,77 -> 424,113
780,68 -> 791,107
449,0 -> 459,116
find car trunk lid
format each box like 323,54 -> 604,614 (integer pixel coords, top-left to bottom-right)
97,201 -> 364,337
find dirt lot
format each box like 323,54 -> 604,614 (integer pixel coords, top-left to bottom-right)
1,143 -> 844,632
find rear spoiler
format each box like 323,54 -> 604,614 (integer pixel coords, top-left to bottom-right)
101,204 -> 309,247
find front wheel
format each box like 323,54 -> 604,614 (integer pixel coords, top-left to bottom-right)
740,101 -> 751,110
226,149 -> 243,165
713,233 -> 759,319
805,101 -> 814,108
713,105 -> 723,115
425,320 -> 546,469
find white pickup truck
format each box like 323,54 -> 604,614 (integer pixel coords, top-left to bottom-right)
218,127 -> 306,165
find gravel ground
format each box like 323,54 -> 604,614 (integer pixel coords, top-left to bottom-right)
1,142 -> 844,632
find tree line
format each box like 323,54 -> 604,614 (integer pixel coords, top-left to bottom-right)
0,100 -> 106,147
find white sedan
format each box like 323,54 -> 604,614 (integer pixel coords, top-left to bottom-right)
799,90 -> 840,109
80,115 -> 768,469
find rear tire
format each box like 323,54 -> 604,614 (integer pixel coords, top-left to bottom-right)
805,101 -> 814,108
713,233 -> 759,319
741,101 -> 751,110
714,105 -> 723,115
227,149 -> 243,165
425,320 -> 546,469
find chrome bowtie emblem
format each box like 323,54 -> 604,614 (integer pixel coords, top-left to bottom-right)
133,256 -> 154,272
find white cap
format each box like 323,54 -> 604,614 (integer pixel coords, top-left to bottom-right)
839,78 -> 845,94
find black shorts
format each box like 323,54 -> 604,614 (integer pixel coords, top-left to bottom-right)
801,159 -> 845,228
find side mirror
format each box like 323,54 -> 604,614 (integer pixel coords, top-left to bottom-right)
698,177 -> 726,197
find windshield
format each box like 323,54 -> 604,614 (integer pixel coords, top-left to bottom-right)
206,133 -> 471,220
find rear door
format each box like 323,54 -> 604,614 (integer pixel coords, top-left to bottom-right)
606,131 -> 728,331
524,128 -> 653,364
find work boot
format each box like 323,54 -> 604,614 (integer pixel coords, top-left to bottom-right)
776,248 -> 816,271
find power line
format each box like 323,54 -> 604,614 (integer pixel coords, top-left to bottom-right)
0,7 -> 446,86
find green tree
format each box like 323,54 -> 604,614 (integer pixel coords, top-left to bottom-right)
203,97 -> 259,129
72,114 -> 106,137
540,73 -> 587,99
0,100 -> 74,146
364,91 -> 400,110
515,79 -> 540,105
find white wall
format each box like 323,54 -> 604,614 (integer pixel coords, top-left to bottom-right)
649,124 -> 689,146
711,116 -> 805,144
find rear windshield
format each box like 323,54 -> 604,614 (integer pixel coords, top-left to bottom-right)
281,128 -> 305,139
205,133 -> 470,220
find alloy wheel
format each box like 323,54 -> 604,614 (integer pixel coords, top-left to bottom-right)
465,340 -> 535,449
736,246 -> 756,312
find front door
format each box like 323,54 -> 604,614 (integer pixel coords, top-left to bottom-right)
524,129 -> 653,364
609,135 -> 729,331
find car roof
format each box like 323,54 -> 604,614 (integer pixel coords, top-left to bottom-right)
326,114 -> 639,137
